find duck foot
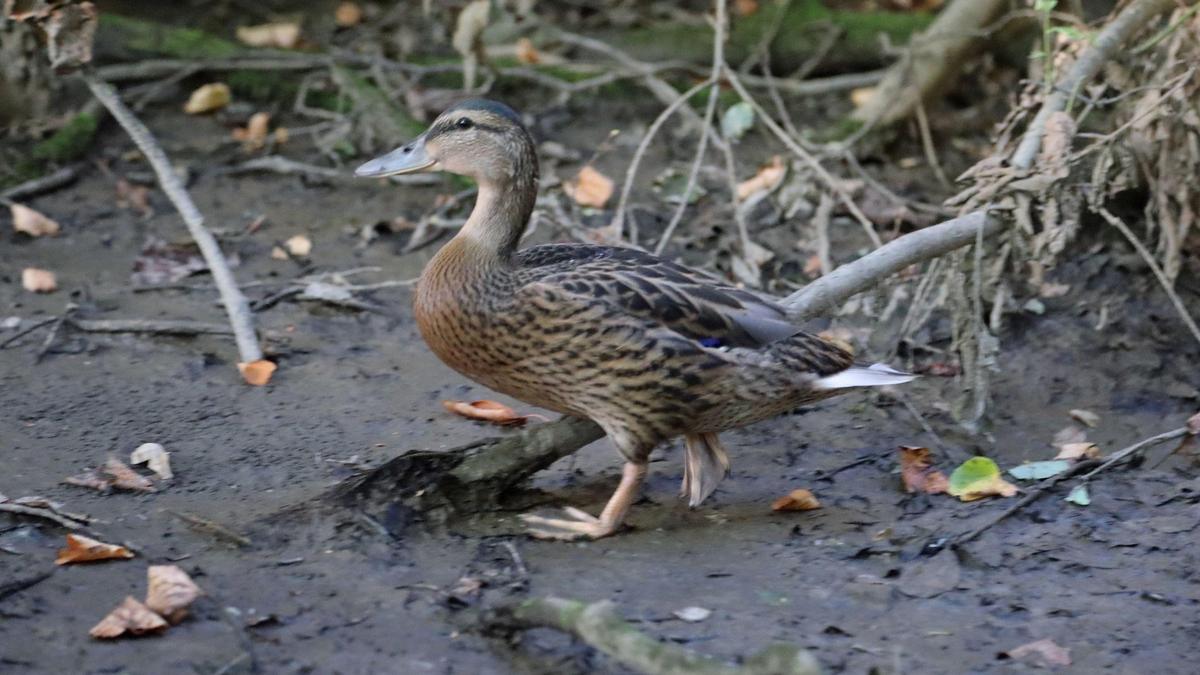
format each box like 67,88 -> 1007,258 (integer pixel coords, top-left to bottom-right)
519,461 -> 647,542
520,507 -> 620,540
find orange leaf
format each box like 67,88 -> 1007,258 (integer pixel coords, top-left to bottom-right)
21,267 -> 58,293
442,400 -> 544,427
771,488 -> 821,512
145,565 -> 203,624
238,359 -> 277,386
11,203 -> 60,237
90,596 -> 167,639
563,165 -> 614,208
183,82 -> 231,114
232,111 -> 271,151
734,0 -> 759,16
56,534 -> 134,565
898,446 -> 949,494
735,155 -> 785,201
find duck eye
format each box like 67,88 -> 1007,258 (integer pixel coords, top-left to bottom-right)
455,117 -> 473,130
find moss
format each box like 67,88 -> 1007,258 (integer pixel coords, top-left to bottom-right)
616,0 -> 933,70
819,116 -> 865,142
99,14 -> 242,59
31,113 -> 98,164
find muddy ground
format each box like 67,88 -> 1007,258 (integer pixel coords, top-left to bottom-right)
3,81 -> 1200,675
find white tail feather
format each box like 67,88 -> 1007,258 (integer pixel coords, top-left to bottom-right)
815,362 -> 916,390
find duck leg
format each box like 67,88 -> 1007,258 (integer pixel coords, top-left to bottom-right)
521,462 -> 647,540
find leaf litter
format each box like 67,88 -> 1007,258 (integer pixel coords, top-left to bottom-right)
898,446 -> 949,494
64,457 -> 155,493
947,457 -> 1017,501
771,488 -> 821,512
90,565 -> 202,639
56,534 -> 134,565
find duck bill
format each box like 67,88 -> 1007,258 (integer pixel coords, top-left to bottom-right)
354,134 -> 435,177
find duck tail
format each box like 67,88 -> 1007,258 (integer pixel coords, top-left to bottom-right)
681,433 -> 731,507
814,362 -> 916,390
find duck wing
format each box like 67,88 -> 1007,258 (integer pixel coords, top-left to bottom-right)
514,244 -> 799,348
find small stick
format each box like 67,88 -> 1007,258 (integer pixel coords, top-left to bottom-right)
70,318 -> 234,336
0,503 -> 87,530
35,305 -> 76,364
83,74 -> 263,365
0,166 -> 79,201
1077,426 -> 1191,483
955,458 -> 1100,546
167,509 -> 252,547
501,540 -> 529,580
0,570 -> 54,602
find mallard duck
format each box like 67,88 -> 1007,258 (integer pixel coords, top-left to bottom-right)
356,99 -> 913,540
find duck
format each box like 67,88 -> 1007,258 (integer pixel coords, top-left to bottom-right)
355,98 -> 914,540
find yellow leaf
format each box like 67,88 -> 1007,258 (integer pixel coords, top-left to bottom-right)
183,83 -> 231,114
11,203 -> 60,237
947,456 -> 1017,502
284,234 -> 312,257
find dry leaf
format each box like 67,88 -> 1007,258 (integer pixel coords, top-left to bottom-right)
563,165 -> 614,208
1052,424 -> 1088,448
515,37 -> 540,64
334,1 -> 363,27
56,534 -> 134,565
22,267 -> 57,293
239,359 -> 277,386
11,203 -> 60,237
1005,638 -> 1071,668
104,457 -> 155,492
232,111 -> 271,150
850,86 -> 875,108
63,468 -> 112,492
90,596 -> 167,639
442,400 -> 545,427
285,234 -> 312,257
130,443 -> 172,480
183,83 -> 231,114
1188,411 -> 1200,435
145,565 -> 203,623
735,155 -> 785,201
1054,442 -> 1100,460
673,606 -> 712,622
898,446 -> 949,494
44,1 -> 96,73
771,488 -> 821,511
236,22 -> 301,49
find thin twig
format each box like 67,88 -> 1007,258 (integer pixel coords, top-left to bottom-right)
1078,427 -> 1191,482
0,317 -> 58,349
1096,206 -> 1200,347
954,458 -> 1100,546
0,165 -> 80,201
609,77 -> 714,239
166,509 -> 252,547
0,503 -> 88,530
70,318 -> 235,336
0,570 -> 54,602
35,305 -> 76,364
83,74 -> 263,364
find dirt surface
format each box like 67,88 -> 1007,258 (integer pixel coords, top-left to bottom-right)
3,93 -> 1200,675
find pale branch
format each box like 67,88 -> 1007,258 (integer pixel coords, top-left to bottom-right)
782,210 -> 1003,321
1010,0 -> 1185,170
83,74 -> 263,364
494,596 -> 822,675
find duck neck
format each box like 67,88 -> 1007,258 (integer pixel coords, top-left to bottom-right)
451,152 -> 538,268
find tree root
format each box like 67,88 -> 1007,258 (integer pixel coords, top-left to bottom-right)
486,596 -> 822,675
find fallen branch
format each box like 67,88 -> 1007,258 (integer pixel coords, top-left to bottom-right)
0,503 -> 89,530
0,570 -> 54,603
0,165 -> 80,201
82,74 -> 263,366
850,0 -> 1009,131
70,318 -> 234,336
490,596 -> 821,675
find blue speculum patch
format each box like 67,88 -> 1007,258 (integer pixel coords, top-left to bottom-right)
699,337 -> 722,348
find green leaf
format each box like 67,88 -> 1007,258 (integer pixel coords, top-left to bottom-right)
720,101 -> 755,141
1008,460 -> 1072,481
948,456 -> 1018,501
1065,485 -> 1090,506
1034,0 -> 1057,13
655,169 -> 707,205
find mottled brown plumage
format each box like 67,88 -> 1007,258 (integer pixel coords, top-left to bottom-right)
356,99 -> 913,539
